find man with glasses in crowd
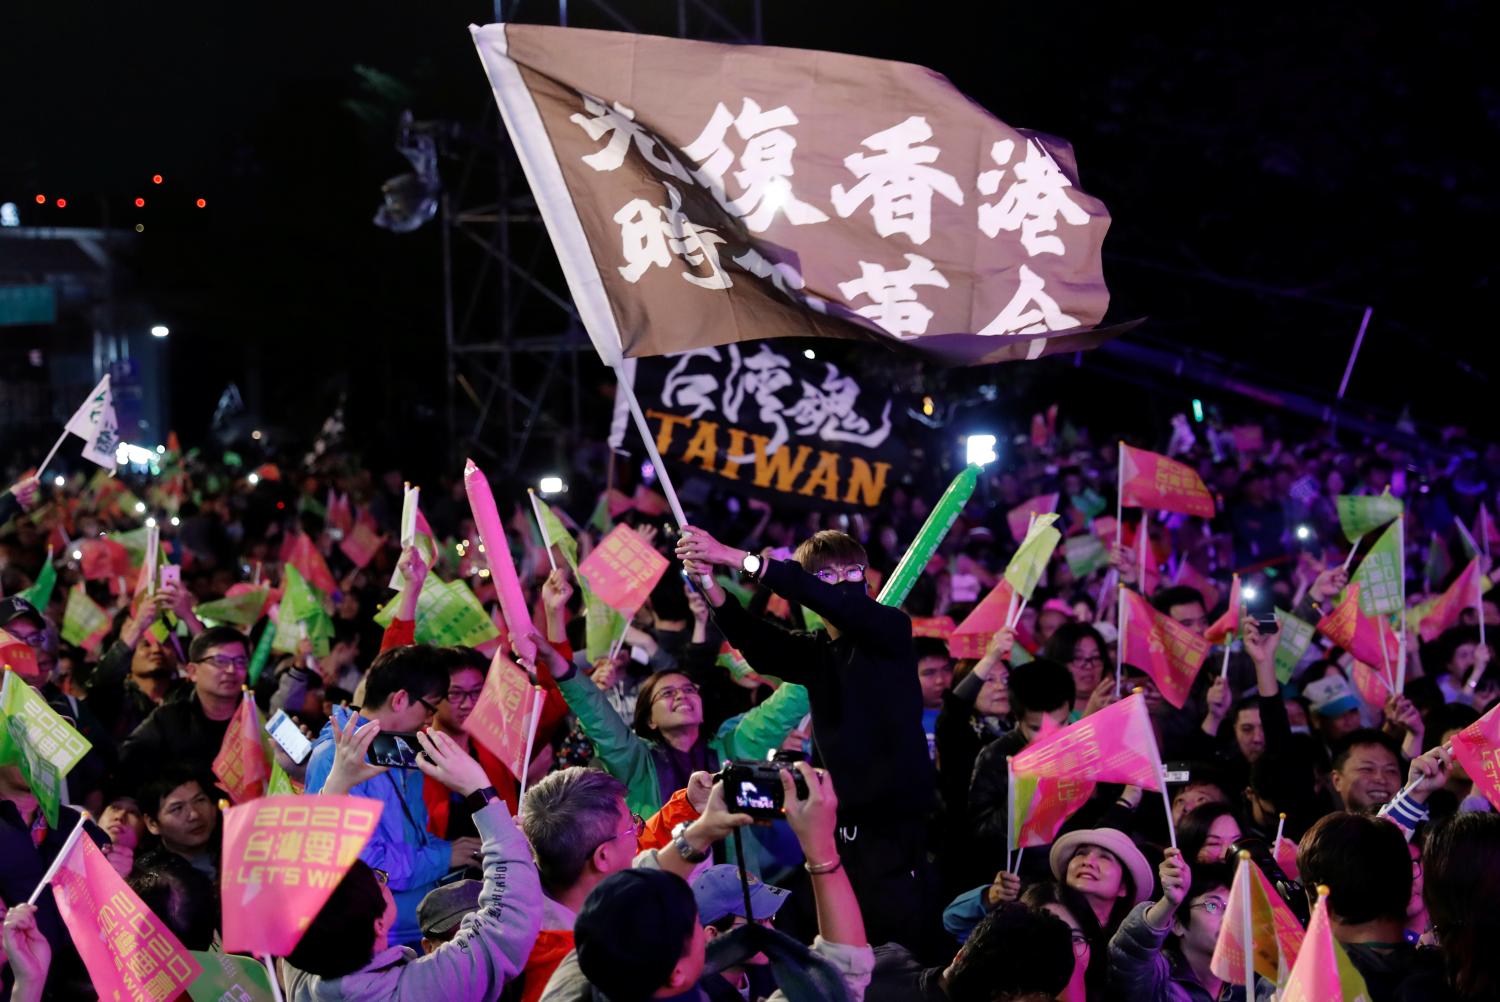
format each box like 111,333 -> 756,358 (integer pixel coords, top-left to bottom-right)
675,526 -> 938,954
304,644 -> 482,948
118,625 -> 254,791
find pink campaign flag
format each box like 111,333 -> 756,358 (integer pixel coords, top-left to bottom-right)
464,649 -> 547,778
1280,890 -> 1371,1002
1317,583 -> 1400,666
578,523 -> 670,618
1118,443 -> 1216,518
50,830 -> 203,1000
947,579 -> 1015,659
1011,715 -> 1094,849
1119,587 -> 1210,709
1009,692 -> 1164,790
339,522 -> 385,569
1203,574 -> 1241,646
1209,856 -> 1305,986
1007,493 -> 1059,544
910,616 -> 956,640
1417,557 -> 1487,643
284,532 -> 338,595
1452,701 -> 1500,812
221,795 -> 384,956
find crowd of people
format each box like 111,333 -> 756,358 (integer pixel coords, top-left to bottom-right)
1,414 -> 1499,1002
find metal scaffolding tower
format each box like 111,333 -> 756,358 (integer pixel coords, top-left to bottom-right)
442,0 -> 763,477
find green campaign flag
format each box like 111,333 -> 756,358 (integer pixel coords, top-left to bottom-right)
194,589 -> 270,628
19,550 -> 58,612
716,647 -> 783,688
0,671 -> 92,826
1272,608 -> 1317,683
60,584 -> 112,651
1351,522 -> 1403,616
246,625 -> 277,687
186,949 -> 275,1002
585,589 -> 628,662
1424,532 -> 1453,588
1070,487 -> 1107,521
801,606 -> 826,632
422,580 -> 501,648
267,757 -> 297,796
1336,494 -> 1402,542
1063,534 -> 1109,578
273,565 -> 333,657
534,496 -> 580,569
715,575 -> 755,606
1003,514 -> 1062,601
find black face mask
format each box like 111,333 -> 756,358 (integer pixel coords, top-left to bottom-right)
833,581 -> 868,599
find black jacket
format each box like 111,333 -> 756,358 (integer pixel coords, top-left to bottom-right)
710,560 -> 934,821
117,690 -> 234,791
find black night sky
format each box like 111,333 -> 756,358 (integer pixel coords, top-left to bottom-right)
3,1 -> 1496,473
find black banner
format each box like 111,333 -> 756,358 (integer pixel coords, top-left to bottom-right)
635,343 -> 905,509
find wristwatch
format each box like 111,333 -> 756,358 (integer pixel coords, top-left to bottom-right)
671,821 -> 710,863
740,551 -> 763,579
463,786 -> 500,814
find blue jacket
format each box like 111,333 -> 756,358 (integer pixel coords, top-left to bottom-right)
304,717 -> 452,947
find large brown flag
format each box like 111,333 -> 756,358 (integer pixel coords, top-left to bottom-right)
471,23 -> 1131,367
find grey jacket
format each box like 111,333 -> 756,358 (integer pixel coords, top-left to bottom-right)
282,800 -> 543,1002
1108,901 -> 1273,1002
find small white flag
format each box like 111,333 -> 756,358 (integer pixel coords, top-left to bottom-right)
63,376 -> 119,469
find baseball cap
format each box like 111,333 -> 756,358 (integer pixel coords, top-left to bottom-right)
575,869 -> 698,1002
0,596 -> 44,630
1304,675 -> 1359,718
691,865 -> 790,926
416,879 -> 481,939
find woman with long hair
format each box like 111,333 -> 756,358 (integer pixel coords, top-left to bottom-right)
1176,801 -> 1244,868
1048,828 -> 1153,999
1044,622 -> 1112,720
1406,811 -> 1500,999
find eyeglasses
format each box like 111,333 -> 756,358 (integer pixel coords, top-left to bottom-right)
1070,654 -> 1105,667
814,565 -> 866,585
445,687 -> 485,706
11,631 -> 46,648
416,695 -> 442,716
1068,930 -> 1090,956
200,655 -> 249,672
652,683 -> 700,705
591,813 -> 645,856
1190,899 -> 1227,916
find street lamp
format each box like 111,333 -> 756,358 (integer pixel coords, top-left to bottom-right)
150,325 -> 169,338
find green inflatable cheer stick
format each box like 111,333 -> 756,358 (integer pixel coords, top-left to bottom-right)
877,464 -> 981,607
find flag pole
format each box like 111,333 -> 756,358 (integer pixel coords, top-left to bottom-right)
263,956 -> 285,1002
36,428 -> 72,481
1219,642 -> 1231,681
1138,515 -> 1150,595
1272,812 -> 1286,859
1006,757 -> 1016,875
1238,851 -> 1254,994
1469,564 -> 1488,692
517,688 -> 545,804
1114,583 -> 1126,700
1396,518 -> 1407,694
1157,761 -> 1177,851
527,489 -> 558,572
1342,533 -> 1364,573
1115,444 -> 1124,553
27,812 -> 89,905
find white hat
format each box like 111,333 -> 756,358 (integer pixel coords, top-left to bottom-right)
1049,828 -> 1154,906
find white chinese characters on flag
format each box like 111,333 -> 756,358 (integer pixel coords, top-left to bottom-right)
64,375 -> 121,469
470,24 -> 1133,367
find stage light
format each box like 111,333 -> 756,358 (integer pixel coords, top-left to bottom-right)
151,325 -> 169,338
195,198 -> 206,208
965,434 -> 998,467
247,472 -> 260,485
1192,399 -> 1204,423
53,475 -> 65,487
134,197 -> 145,208
152,174 -> 163,184
1295,525 -> 1311,540
539,476 -> 565,495
55,198 -> 66,208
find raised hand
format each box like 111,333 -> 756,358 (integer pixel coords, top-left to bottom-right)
322,715 -> 387,796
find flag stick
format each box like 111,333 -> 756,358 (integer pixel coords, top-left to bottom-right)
1342,533 -> 1364,573
1272,812 -> 1286,858
1379,632 -> 1398,696
1010,845 -> 1025,876
1219,642 -> 1231,681
1473,565 -> 1488,691
517,688 -> 544,804
264,956 -> 285,1002
1483,506 -> 1492,562
527,489 -> 558,572
1006,757 -> 1016,875
1396,518 -> 1407,694
1138,516 -> 1150,594
1114,584 -> 1126,700
36,428 -> 71,480
1115,444 -> 1124,553
1238,852 -> 1254,993
27,812 -> 89,905
1158,761 -> 1177,850
1096,568 -> 1116,625
1004,590 -> 1021,631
